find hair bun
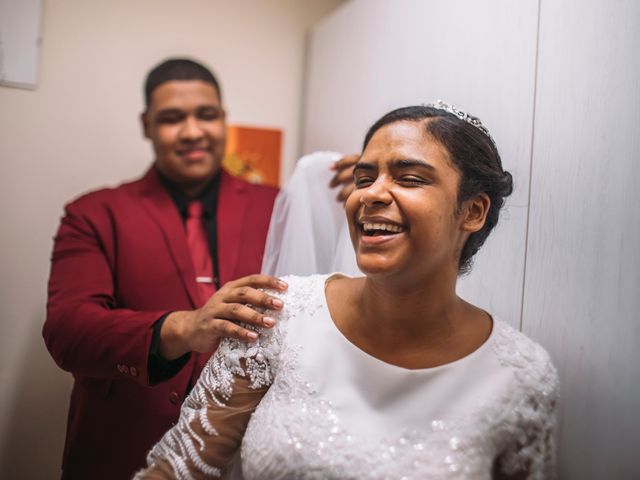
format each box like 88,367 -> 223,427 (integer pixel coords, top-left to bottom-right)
501,170 -> 514,197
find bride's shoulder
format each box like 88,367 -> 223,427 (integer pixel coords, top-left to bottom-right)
491,319 -> 559,397
267,274 -> 330,322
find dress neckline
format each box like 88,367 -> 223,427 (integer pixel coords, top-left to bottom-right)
320,273 -> 497,373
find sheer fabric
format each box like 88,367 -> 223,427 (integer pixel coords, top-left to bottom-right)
137,275 -> 558,479
137,374 -> 264,480
261,151 -> 361,277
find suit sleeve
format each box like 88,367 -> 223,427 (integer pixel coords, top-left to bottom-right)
44,199 -> 176,385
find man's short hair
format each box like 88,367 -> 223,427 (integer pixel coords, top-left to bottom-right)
144,58 -> 222,107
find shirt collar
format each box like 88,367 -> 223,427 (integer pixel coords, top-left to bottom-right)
156,168 -> 220,219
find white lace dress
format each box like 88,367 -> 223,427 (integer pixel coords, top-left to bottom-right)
138,274 -> 559,480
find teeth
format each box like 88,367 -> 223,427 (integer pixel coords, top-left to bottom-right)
362,222 -> 403,233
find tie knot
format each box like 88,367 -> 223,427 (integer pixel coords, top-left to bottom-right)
187,201 -> 204,219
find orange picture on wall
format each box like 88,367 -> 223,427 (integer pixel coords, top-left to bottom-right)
223,125 -> 282,188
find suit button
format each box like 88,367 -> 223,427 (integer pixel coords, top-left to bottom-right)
118,364 -> 130,375
169,391 -> 180,405
130,367 -> 138,377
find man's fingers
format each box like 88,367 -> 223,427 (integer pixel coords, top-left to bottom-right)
228,274 -> 288,292
220,302 -> 276,329
196,274 -> 287,344
226,287 -> 284,311
336,184 -> 355,203
329,154 -> 358,187
329,165 -> 356,188
216,319 -> 259,342
330,154 -> 359,171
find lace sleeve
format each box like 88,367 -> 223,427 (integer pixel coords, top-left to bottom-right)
496,360 -> 560,480
135,324 -> 284,480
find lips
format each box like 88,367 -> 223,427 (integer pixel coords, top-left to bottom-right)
177,147 -> 209,161
361,222 -> 404,235
358,217 -> 406,238
356,219 -> 406,249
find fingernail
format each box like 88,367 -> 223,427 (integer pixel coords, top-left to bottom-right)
247,331 -> 258,340
277,281 -> 288,290
271,298 -> 284,309
330,162 -> 337,170
263,316 -> 276,327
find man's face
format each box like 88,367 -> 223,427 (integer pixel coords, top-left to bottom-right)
142,80 -> 226,190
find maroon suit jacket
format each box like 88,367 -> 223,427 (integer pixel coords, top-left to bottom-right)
44,167 -> 278,479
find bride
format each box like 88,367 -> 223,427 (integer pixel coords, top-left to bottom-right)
136,102 -> 559,479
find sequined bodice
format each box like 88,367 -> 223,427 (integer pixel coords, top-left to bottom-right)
239,275 -> 557,479
142,275 -> 558,480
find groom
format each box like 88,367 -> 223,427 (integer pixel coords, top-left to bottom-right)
43,58 -> 355,479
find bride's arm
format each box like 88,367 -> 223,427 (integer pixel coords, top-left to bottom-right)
135,331 -> 281,479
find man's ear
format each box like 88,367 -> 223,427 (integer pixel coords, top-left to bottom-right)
461,193 -> 491,233
141,111 -> 150,139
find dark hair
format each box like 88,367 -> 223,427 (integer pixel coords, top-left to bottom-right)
363,105 -> 513,274
144,58 -> 222,107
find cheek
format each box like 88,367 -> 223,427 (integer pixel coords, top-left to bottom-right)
412,211 -> 461,249
156,127 -> 178,150
205,122 -> 226,141
391,189 -> 426,216
344,193 -> 361,237
344,192 -> 361,220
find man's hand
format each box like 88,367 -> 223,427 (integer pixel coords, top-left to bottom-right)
329,154 -> 359,202
159,275 -> 288,360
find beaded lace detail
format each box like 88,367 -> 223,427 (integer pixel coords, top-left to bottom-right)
490,321 -> 559,478
141,275 -> 559,479
140,275 -> 319,479
241,315 -> 558,479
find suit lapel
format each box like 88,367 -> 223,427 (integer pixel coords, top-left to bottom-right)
136,167 -> 200,308
216,170 -> 249,285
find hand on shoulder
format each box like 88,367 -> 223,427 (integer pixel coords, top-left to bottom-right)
159,275 -> 288,360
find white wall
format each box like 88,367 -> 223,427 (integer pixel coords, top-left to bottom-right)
522,0 -> 640,478
304,0 -> 540,328
0,0 -> 343,477
303,0 -> 640,478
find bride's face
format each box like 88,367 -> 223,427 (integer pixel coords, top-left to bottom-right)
346,120 -> 471,280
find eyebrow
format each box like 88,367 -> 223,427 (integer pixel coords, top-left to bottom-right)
353,162 -> 377,173
354,158 -> 436,172
394,158 -> 436,170
155,108 -> 184,116
156,105 -> 221,115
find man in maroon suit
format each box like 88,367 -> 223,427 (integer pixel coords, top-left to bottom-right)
44,59 -> 353,479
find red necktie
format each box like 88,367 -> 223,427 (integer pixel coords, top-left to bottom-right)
186,201 -> 216,306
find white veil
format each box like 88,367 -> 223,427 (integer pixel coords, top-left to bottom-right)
261,151 -> 361,277
229,153 -> 359,479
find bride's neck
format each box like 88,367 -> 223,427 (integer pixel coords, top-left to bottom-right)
326,272 -> 491,369
357,273 -> 463,345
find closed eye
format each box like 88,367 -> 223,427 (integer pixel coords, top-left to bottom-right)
197,107 -> 223,121
398,175 -> 429,186
354,176 -> 375,188
157,113 -> 184,124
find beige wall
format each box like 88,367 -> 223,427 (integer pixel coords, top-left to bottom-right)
0,0 -> 343,476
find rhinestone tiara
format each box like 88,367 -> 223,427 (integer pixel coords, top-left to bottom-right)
425,100 -> 496,148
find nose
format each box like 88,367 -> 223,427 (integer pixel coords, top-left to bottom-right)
179,116 -> 204,142
360,176 -> 393,207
